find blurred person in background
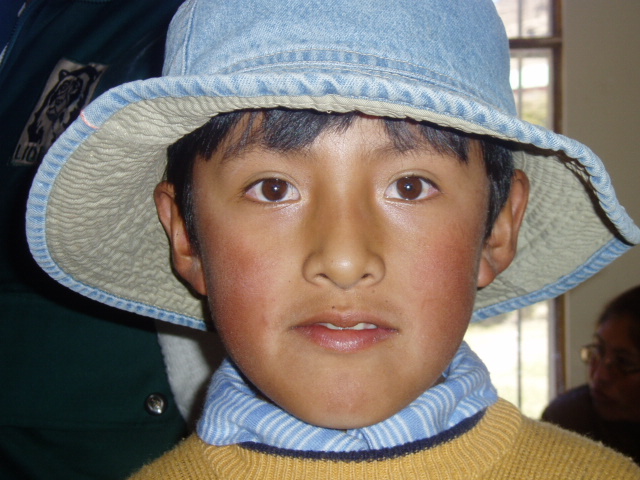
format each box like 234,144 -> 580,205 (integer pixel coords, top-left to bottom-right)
542,285 -> 640,464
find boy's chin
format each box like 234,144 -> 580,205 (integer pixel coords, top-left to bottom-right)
294,408 -> 401,431
293,382 -> 448,430
269,391 -> 420,430
248,367 -> 448,430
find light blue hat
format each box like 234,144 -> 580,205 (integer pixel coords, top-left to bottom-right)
26,0 -> 639,330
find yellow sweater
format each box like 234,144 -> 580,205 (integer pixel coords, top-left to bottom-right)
130,400 -> 639,479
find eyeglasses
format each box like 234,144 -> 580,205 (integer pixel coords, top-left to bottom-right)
581,343 -> 640,376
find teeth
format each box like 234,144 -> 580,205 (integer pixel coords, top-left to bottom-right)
318,322 -> 377,331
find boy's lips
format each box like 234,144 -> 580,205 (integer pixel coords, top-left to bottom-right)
293,312 -> 398,353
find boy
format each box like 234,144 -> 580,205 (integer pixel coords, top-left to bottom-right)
25,0 -> 640,478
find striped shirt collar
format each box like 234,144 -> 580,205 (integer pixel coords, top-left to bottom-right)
197,341 -> 497,452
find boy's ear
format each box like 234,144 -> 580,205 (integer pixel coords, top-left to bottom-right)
154,181 -> 207,296
477,169 -> 530,288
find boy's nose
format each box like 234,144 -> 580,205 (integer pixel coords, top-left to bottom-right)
302,200 -> 385,290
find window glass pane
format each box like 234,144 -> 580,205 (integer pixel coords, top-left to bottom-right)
510,49 -> 552,128
465,302 -> 550,418
519,302 -> 550,417
494,0 -> 551,38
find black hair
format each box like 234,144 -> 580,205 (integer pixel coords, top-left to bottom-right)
166,109 -> 514,248
597,285 -> 640,348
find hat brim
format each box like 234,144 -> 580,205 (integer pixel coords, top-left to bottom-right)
26,72 -> 639,330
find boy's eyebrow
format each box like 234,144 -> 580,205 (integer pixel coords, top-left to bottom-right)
216,131 -> 458,166
217,142 -> 313,165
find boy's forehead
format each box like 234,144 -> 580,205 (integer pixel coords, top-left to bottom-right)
211,111 -> 472,165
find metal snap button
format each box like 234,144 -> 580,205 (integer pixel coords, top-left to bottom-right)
145,393 -> 167,415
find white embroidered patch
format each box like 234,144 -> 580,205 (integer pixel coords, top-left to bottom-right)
12,58 -> 107,166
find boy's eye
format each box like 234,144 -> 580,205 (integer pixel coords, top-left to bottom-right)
245,178 -> 300,203
384,176 -> 437,201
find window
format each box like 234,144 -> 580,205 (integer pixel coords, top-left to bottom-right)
464,0 -> 562,419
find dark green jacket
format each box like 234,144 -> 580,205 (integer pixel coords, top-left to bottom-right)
0,1 -> 186,478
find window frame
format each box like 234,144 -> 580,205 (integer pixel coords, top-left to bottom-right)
506,0 -> 565,397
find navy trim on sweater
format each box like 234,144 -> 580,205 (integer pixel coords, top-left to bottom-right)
238,408 -> 485,462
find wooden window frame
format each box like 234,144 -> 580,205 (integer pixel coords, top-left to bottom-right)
508,0 -> 566,396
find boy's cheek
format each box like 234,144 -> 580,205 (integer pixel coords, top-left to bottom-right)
201,232 -> 285,327
408,227 -> 484,298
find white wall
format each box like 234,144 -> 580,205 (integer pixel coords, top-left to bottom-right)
562,0 -> 640,388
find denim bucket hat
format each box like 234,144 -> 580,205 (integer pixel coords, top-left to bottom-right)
26,0 -> 639,330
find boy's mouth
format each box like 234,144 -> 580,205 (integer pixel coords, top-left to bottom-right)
316,322 -> 378,331
293,313 -> 397,353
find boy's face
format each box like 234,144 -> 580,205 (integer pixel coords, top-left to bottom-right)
158,116 -> 523,429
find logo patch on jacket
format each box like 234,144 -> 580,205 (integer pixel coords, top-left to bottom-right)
13,59 -> 107,166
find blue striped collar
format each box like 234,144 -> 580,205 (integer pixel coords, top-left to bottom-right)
196,342 -> 497,452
